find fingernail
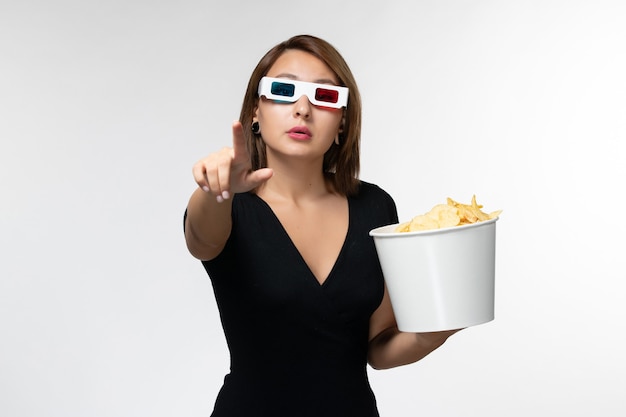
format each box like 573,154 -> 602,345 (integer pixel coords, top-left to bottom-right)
222,191 -> 230,200
216,195 -> 224,203
202,186 -> 210,192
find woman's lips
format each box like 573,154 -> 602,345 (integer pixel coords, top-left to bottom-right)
287,126 -> 312,140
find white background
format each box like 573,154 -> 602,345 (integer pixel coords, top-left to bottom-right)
1,0 -> 625,416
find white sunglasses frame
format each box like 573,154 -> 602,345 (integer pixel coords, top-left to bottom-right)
258,77 -> 349,109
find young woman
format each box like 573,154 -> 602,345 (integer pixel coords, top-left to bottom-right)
184,34 -> 460,417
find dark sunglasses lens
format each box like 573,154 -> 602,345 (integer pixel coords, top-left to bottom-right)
270,81 -> 295,97
315,88 -> 339,104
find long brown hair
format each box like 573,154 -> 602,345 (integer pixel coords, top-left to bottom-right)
239,34 -> 362,196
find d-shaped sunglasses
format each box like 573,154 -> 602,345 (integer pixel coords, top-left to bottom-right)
258,77 -> 349,109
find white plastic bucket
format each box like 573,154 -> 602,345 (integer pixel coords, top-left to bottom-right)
369,218 -> 498,332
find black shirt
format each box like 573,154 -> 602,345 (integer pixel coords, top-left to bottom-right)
198,181 -> 398,417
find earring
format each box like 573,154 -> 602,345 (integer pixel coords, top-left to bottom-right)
251,121 -> 260,135
335,121 -> 344,146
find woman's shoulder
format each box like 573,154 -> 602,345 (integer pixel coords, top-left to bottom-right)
228,191 -> 271,226
354,180 -> 394,201
351,180 -> 398,223
350,181 -> 398,224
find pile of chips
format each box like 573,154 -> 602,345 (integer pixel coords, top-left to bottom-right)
395,195 -> 502,232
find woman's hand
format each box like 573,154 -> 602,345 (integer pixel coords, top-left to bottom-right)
368,285 -> 464,369
415,328 -> 463,348
185,121 -> 274,260
192,121 -> 273,202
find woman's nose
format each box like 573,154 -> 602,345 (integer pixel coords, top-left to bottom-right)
293,95 -> 312,118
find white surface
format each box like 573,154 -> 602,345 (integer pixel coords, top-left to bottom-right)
371,219 -> 497,332
1,1 -> 625,416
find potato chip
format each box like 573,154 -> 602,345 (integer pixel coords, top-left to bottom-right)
395,221 -> 411,233
408,214 -> 440,231
395,195 -> 501,232
430,204 -> 461,228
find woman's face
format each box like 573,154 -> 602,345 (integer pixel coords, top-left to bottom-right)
254,49 -> 344,165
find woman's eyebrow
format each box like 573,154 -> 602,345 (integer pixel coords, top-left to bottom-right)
272,73 -> 339,85
273,73 -> 298,80
314,78 -> 338,85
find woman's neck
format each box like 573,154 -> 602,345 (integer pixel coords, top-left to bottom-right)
256,159 -> 333,204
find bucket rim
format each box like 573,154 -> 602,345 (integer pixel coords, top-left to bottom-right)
369,217 -> 499,237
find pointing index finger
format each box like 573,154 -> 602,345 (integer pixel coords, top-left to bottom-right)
231,120 -> 248,162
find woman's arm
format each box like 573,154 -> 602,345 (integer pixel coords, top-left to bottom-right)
368,285 -> 462,370
185,187 -> 233,260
